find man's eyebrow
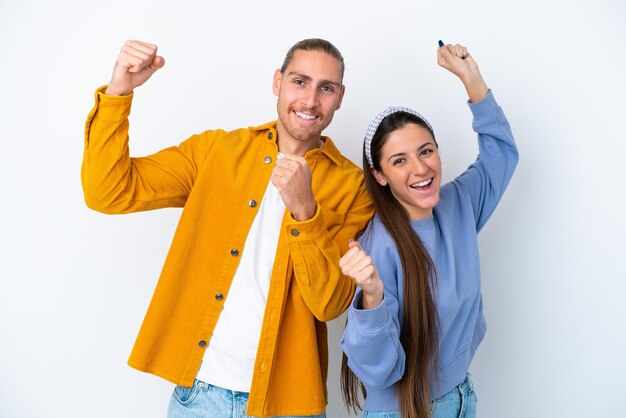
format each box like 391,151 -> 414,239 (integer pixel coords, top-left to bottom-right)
287,71 -> 312,81
321,79 -> 343,88
287,71 -> 342,88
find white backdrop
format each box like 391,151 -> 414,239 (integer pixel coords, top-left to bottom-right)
1,1 -> 625,417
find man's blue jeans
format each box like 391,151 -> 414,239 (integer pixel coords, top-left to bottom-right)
167,379 -> 327,418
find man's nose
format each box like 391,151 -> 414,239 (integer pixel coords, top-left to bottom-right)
301,86 -> 320,108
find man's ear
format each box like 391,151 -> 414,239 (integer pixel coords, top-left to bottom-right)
370,166 -> 387,186
272,69 -> 282,96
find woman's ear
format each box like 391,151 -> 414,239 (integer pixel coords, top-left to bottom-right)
370,166 -> 388,186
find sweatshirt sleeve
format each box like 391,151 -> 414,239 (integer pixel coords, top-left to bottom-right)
339,227 -> 406,389
81,86 -> 214,214
285,180 -> 373,322
452,90 -> 519,231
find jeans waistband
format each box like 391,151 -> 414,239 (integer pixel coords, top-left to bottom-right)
455,373 -> 474,396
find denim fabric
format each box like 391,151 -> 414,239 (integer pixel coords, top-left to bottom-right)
431,373 -> 477,418
361,374 -> 477,418
362,411 -> 400,418
167,379 -> 326,418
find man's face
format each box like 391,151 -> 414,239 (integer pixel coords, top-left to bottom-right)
273,50 -> 345,152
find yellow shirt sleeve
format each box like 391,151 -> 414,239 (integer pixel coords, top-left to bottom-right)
81,86 -> 213,213
286,180 -> 373,321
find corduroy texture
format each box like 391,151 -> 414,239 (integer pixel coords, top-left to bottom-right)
82,86 -> 374,416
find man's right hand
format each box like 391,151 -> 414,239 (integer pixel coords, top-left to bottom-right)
105,40 -> 165,96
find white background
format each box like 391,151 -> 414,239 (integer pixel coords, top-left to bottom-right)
1,1 -> 625,417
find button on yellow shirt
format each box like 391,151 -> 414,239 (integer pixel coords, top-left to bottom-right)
82,87 -> 373,416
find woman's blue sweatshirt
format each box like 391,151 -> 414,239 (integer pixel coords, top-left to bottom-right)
340,91 -> 519,411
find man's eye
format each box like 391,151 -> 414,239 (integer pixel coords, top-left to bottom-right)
294,79 -> 305,86
321,85 -> 335,93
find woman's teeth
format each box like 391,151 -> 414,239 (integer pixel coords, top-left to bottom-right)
410,178 -> 433,189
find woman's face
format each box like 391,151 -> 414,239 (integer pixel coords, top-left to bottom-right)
372,123 -> 441,220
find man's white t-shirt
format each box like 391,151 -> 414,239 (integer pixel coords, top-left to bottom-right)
196,155 -> 286,392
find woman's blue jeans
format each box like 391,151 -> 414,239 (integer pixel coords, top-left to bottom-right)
167,379 -> 327,418
361,374 -> 477,418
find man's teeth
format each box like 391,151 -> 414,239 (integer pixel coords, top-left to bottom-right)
295,111 -> 316,120
411,178 -> 433,188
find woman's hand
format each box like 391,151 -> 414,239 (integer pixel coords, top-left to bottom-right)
437,41 -> 489,103
339,240 -> 384,309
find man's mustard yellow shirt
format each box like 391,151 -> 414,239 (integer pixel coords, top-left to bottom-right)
81,87 -> 373,416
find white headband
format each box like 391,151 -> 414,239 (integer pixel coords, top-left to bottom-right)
364,106 -> 433,166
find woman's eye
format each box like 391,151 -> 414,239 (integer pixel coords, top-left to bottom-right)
421,149 -> 433,156
393,158 -> 406,166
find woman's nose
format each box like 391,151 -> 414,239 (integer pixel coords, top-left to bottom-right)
410,158 -> 428,175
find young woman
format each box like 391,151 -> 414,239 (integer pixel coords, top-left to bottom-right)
339,42 -> 519,418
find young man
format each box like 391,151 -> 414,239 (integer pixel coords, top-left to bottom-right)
81,39 -> 373,417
